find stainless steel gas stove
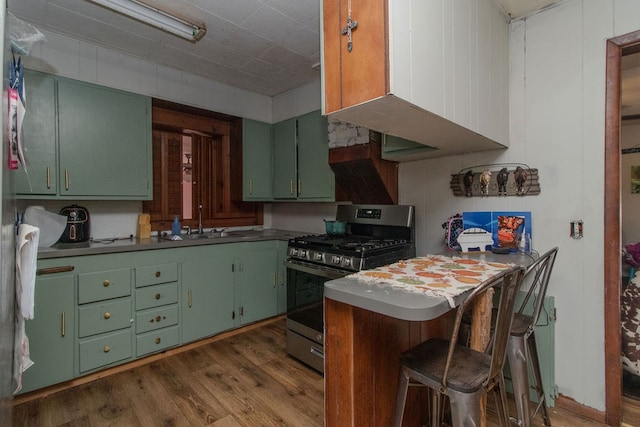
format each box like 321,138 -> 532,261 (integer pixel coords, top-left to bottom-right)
285,204 -> 415,373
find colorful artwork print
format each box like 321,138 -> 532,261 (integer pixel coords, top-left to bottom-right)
462,211 -> 532,252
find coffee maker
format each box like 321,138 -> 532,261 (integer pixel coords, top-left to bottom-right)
59,204 -> 90,243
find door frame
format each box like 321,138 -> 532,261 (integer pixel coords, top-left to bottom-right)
604,29 -> 640,426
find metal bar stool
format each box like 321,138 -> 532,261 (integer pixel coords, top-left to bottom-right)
507,247 -> 558,427
393,266 -> 526,427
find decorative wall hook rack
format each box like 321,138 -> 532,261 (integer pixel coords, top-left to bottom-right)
450,163 -> 540,197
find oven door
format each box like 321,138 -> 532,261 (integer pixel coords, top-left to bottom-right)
284,259 -> 350,373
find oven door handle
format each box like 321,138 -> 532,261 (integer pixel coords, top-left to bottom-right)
284,259 -> 349,280
310,347 -> 325,360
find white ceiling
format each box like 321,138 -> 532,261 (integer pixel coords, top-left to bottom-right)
9,0 -> 566,98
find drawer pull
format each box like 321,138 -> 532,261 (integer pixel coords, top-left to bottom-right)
155,271 -> 161,278
104,312 -> 111,319
155,316 -> 162,322
103,279 -> 110,287
61,312 -> 66,337
155,293 -> 161,300
103,345 -> 110,353
155,338 -> 161,344
37,266 -> 74,275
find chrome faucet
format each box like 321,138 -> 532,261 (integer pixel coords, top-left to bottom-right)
198,204 -> 203,234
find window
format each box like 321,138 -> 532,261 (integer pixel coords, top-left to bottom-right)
143,100 -> 262,231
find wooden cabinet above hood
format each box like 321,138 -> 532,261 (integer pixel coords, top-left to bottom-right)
328,135 -> 398,205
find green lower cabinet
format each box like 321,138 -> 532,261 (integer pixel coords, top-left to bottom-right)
238,241 -> 279,325
181,245 -> 237,343
78,329 -> 133,373
19,274 -> 75,394
276,241 -> 288,314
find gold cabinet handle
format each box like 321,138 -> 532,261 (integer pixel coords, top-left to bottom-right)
65,169 -> 69,191
103,345 -> 110,353
155,338 -> 161,345
279,271 -> 284,286
46,166 -> 51,189
155,271 -> 161,278
272,272 -> 276,288
155,293 -> 161,300
290,179 -> 294,195
188,289 -> 192,308
61,311 -> 66,337
298,178 -> 302,194
155,316 -> 162,322
104,312 -> 111,319
249,179 -> 253,195
103,279 -> 110,287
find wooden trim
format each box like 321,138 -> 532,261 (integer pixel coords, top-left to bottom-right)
12,315 -> 285,406
556,394 -> 607,424
604,29 -> 640,427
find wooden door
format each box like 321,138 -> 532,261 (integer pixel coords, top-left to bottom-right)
323,0 -> 389,114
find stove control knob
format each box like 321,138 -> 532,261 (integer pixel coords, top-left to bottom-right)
289,248 -> 297,256
331,255 -> 341,265
299,249 -> 307,258
342,258 -> 352,268
313,252 -> 323,262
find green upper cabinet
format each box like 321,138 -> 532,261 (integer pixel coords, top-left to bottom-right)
15,70 -> 57,195
381,134 -> 437,162
296,110 -> 333,200
57,79 -> 151,199
272,117 -> 298,199
242,119 -> 273,200
16,70 -> 152,200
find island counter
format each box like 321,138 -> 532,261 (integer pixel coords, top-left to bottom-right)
323,252 -> 536,427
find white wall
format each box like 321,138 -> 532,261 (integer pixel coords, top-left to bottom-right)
622,121 -> 640,245
399,0 -> 640,411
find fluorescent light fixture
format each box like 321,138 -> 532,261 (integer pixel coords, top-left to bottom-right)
88,0 -> 206,41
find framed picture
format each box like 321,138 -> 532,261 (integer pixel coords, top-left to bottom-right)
463,211 -> 532,252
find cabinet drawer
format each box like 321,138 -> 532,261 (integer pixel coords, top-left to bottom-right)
79,328 -> 132,373
136,325 -> 179,357
135,283 -> 178,310
135,263 -> 178,288
78,268 -> 131,304
78,298 -> 132,338
135,305 -> 179,334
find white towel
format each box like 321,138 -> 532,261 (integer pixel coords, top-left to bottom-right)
16,223 -> 39,319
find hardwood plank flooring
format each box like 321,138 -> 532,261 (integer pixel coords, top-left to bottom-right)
11,318 -> 640,426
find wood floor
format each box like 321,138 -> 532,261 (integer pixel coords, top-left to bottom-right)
11,318 -> 640,426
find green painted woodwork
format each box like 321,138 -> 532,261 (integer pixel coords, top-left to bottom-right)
78,297 -> 133,338
77,267 -> 131,304
78,329 -> 133,373
17,70 -> 152,200
181,245 -> 237,343
135,263 -> 178,288
276,241 -> 288,314
20,274 -> 75,394
136,325 -> 180,357
15,70 -> 57,195
242,119 -> 273,200
57,79 -> 151,198
381,134 -> 436,161
296,110 -> 334,200
135,305 -> 179,334
135,283 -> 178,310
238,241 -> 279,325
272,117 -> 298,199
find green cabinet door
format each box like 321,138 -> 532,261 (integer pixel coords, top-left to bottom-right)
297,110 -> 334,200
272,118 -> 297,199
16,70 -> 57,196
181,245 -> 236,343
381,134 -> 436,161
242,119 -> 273,200
57,79 -> 151,199
238,242 -> 278,325
20,274 -> 75,393
276,241 -> 288,314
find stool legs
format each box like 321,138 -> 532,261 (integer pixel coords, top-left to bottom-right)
527,332 -> 551,426
393,367 -> 410,427
507,334 -> 531,427
507,332 -> 551,427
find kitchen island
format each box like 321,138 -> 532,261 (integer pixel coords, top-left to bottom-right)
323,252 -> 536,427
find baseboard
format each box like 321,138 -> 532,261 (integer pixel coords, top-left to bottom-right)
555,394 -> 607,424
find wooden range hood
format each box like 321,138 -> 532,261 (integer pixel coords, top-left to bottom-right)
328,132 -> 398,204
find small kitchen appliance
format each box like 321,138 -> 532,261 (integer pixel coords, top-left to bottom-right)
59,204 -> 90,243
285,204 -> 415,372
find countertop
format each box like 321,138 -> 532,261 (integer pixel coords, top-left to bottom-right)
324,251 -> 537,322
37,228 -> 308,260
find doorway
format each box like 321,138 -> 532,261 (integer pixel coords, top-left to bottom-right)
604,30 -> 640,426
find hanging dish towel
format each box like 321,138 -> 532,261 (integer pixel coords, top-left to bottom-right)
14,223 -> 39,393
